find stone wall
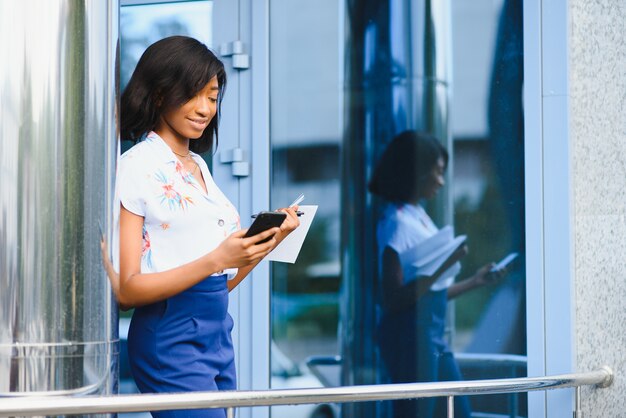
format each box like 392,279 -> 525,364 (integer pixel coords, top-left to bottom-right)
571,0 -> 626,415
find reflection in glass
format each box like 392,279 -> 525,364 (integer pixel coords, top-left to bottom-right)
270,0 -> 526,417
370,131 -> 476,417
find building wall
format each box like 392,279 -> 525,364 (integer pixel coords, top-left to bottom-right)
571,0 -> 626,415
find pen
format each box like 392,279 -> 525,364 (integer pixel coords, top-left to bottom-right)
289,193 -> 305,208
251,211 -> 304,218
251,194 -> 305,218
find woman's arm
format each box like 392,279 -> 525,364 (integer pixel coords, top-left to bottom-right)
380,246 -> 462,313
380,247 -> 437,313
446,262 -> 506,300
118,205 -> 280,308
100,237 -> 132,310
380,244 -> 468,314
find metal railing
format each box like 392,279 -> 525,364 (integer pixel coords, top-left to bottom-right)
0,366 -> 613,417
305,352 -> 529,417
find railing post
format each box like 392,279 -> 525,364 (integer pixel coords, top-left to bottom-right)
447,396 -> 454,418
573,386 -> 583,418
226,407 -> 235,418
509,392 -> 519,418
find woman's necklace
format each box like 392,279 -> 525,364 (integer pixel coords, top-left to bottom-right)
172,149 -> 199,174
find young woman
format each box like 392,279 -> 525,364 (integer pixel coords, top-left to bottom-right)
111,36 -> 299,418
369,131 -> 506,418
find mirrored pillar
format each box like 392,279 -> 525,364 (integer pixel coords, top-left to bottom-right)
0,0 -> 119,411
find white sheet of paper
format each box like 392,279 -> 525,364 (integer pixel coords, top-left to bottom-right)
397,225 -> 467,280
266,205 -> 318,263
398,225 -> 453,269
413,235 -> 466,277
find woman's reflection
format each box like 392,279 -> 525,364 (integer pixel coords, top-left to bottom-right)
369,131 -> 507,418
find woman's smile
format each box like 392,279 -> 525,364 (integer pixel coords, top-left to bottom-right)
187,117 -> 209,130
155,76 -> 219,142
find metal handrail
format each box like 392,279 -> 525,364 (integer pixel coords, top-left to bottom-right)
0,366 -> 613,417
305,352 -> 528,388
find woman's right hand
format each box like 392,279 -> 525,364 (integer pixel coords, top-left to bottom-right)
210,227 -> 280,271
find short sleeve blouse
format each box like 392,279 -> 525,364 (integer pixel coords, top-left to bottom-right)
113,132 -> 240,278
376,202 -> 459,291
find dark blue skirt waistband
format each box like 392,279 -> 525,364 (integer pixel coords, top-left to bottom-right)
187,274 -> 228,293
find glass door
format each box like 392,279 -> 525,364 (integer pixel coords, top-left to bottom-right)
119,0 -> 246,195
118,3 -> 264,416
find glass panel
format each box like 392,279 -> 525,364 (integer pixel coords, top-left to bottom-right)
117,3 -> 213,415
120,1 -> 213,90
270,0 -> 526,418
269,1 -> 342,417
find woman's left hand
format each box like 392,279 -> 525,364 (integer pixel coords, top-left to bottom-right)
472,262 -> 508,287
272,205 -> 301,245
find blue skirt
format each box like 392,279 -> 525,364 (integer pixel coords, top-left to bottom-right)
128,275 -> 235,418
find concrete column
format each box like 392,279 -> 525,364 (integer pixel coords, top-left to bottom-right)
571,0 -> 626,416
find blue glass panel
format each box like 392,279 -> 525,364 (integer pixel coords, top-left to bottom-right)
269,0 -> 527,417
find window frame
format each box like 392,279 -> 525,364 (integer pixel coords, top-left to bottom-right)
524,0 -> 574,416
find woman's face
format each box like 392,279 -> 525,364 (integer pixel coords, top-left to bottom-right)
156,75 -> 219,143
419,156 -> 446,200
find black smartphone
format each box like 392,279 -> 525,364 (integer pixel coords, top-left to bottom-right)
244,211 -> 286,244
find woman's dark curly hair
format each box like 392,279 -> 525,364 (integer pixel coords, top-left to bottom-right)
120,36 -> 226,154
368,130 -> 448,203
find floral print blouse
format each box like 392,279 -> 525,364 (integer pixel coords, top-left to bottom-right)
114,132 -> 240,278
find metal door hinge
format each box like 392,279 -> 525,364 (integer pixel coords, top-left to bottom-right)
219,40 -> 250,70
220,147 -> 250,177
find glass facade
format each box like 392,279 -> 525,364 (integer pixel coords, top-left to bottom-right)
269,0 -> 526,417
117,0 -> 528,416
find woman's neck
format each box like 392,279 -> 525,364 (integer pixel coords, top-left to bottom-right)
155,128 -> 190,156
408,196 -> 423,206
